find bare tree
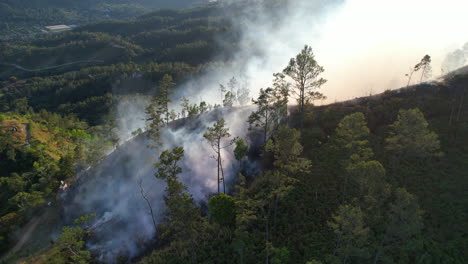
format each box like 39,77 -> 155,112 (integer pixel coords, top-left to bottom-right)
138,180 -> 157,231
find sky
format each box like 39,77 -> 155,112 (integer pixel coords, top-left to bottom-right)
315,0 -> 468,101
176,0 -> 468,106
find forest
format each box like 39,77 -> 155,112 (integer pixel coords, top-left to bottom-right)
0,0 -> 467,263
0,0 -> 203,40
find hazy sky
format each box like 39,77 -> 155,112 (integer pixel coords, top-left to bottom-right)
174,0 -> 468,107
315,0 -> 468,102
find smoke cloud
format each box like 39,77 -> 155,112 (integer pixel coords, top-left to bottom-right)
63,108 -> 257,262
62,0 -> 468,262
179,0 -> 468,104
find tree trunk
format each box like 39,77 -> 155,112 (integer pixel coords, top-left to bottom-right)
139,181 -> 157,231
420,65 -> 427,83
449,101 -> 455,125
456,88 -> 465,122
406,71 -> 414,87
273,195 -> 279,235
220,153 -> 226,194
265,217 -> 269,264
373,233 -> 388,264
217,147 -> 220,194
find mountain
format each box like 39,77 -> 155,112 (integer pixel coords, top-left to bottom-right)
0,0 -> 206,40
0,1 -> 467,264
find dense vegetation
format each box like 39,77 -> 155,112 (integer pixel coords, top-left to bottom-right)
0,3 -> 235,261
0,4 -> 235,124
0,0 -> 202,40
131,48 -> 468,264
0,1 -> 467,263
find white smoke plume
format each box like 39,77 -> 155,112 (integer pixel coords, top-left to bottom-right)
63,108 -> 258,262
63,0 -> 468,262
178,0 -> 468,104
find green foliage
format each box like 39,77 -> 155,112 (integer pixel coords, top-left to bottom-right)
335,112 -> 374,163
265,125 -> 311,174
233,138 -> 249,162
248,76 -> 289,144
208,193 -> 236,227
328,204 -> 370,263
35,214 -> 95,264
385,108 -> 442,158
8,191 -> 45,213
158,74 -> 175,124
203,119 -> 233,194
283,45 -> 327,114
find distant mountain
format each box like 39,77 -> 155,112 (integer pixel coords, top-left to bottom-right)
0,0 -> 207,40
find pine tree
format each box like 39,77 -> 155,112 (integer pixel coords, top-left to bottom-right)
328,204 -> 370,263
372,188 -> 424,264
203,119 -> 235,194
181,97 -> 190,118
158,74 -> 175,125
385,108 -> 442,158
249,74 -> 290,144
145,98 -> 165,146
154,147 -> 207,262
248,88 -> 277,144
283,45 -> 326,124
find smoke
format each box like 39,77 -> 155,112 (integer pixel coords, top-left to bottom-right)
62,0 -> 468,262
63,107 -> 258,262
115,95 -> 151,143
177,0 -> 468,104
442,42 -> 468,74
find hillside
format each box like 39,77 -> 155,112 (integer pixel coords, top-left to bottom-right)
0,4 -> 236,127
0,1 -> 467,264
3,71 -> 465,263
0,0 -> 205,41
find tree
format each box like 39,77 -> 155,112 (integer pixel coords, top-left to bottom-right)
417,55 -> 432,82
248,88 -> 277,144
334,112 -> 374,199
407,55 -> 432,86
203,119 -> 235,194
346,160 -> 389,200
180,97 -> 190,118
237,85 -> 251,106
44,215 -> 95,264
169,109 -> 177,122
223,91 -> 236,108
227,77 -> 238,96
188,103 -> 200,117
199,101 -> 208,114
265,125 -> 311,175
248,74 -> 290,144
58,155 -> 76,180
234,138 -> 249,168
335,112 -> 374,165
138,180 -> 157,232
219,84 -> 227,103
145,98 -> 165,146
155,146 -> 185,183
283,45 -> 327,122
208,193 -> 236,227
372,188 -> 423,264
328,204 -> 370,264
8,191 -> 45,213
385,108 -> 442,158
153,147 -> 206,262
271,73 -> 290,122
158,74 -> 175,124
